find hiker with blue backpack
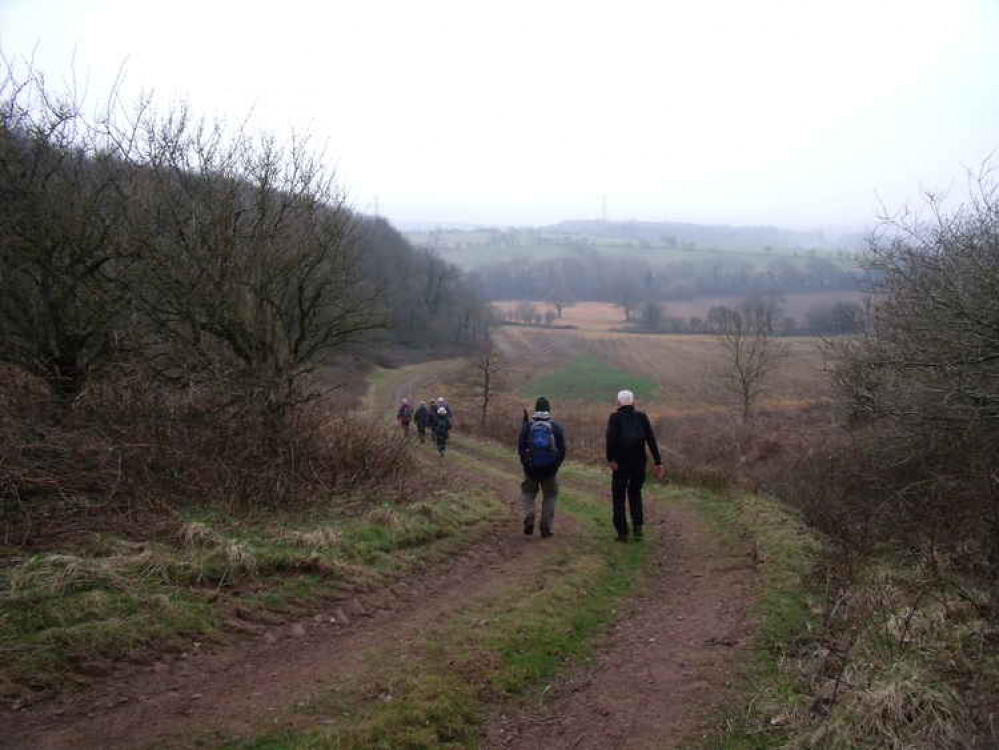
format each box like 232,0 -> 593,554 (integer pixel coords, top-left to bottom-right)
518,396 -> 566,539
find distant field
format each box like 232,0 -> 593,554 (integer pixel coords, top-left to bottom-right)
494,326 -> 829,416
522,354 -> 658,403
659,290 -> 868,320
493,292 -> 867,331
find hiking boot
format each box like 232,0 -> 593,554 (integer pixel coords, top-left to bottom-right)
540,524 -> 552,539
523,514 -> 535,536
633,526 -> 643,541
615,534 -> 628,543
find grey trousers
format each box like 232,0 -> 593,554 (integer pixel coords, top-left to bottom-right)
521,474 -> 558,531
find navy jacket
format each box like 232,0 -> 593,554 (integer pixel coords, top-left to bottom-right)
518,412 -> 566,478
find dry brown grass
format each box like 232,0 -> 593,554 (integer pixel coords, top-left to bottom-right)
492,326 -> 830,412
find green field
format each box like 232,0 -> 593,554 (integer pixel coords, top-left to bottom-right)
522,354 -> 659,403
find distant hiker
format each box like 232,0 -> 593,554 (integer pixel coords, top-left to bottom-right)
397,398 -> 413,435
518,396 -> 566,539
414,400 -> 431,443
435,396 -> 454,421
605,389 -> 666,542
433,406 -> 452,456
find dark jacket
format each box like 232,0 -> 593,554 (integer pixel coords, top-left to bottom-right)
414,404 -> 430,427
606,405 -> 662,467
433,412 -> 452,439
518,411 -> 566,478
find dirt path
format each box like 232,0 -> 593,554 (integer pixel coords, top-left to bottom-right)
3,363 -> 757,750
485,499 -> 755,750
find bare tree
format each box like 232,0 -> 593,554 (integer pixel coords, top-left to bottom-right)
0,63 -> 136,404
515,301 -> 538,325
124,107 -> 385,409
462,340 -> 505,425
639,300 -> 664,332
612,274 -> 641,322
550,296 -> 573,318
710,299 -> 788,422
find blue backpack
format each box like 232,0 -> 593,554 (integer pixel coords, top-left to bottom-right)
528,421 -> 558,468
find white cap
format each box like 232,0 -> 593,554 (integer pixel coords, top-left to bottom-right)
617,389 -> 634,405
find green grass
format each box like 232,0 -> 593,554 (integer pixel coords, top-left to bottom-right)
0,491 -> 503,700
673,487 -> 819,750
223,486 -> 650,750
522,354 -> 659,403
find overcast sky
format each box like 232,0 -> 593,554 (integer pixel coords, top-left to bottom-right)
2,0 -> 997,230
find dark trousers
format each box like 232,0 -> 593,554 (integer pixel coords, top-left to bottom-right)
612,464 -> 646,537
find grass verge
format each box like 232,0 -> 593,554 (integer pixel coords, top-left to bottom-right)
674,487 -> 819,749
224,486 -> 650,750
0,490 -> 503,705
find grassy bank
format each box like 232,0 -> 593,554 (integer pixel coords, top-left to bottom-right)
0,489 -> 504,705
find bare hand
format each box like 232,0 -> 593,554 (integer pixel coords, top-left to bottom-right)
654,465 -> 666,481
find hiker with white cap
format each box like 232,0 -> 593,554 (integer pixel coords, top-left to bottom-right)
433,405 -> 452,456
435,396 -> 453,421
605,389 -> 666,542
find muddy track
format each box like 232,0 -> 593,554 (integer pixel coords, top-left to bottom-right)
485,500 -> 755,750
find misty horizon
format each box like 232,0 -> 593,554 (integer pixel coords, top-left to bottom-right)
3,1 -> 997,234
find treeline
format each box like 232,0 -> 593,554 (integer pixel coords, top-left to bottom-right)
500,296 -> 866,336
0,63 -> 487,524
472,251 -> 862,307
0,66 -> 488,409
552,219 -> 865,252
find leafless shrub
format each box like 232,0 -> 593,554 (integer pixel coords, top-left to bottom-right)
457,341 -> 506,426
708,297 -> 790,423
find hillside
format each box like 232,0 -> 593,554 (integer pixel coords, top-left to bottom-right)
552,218 -> 866,252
